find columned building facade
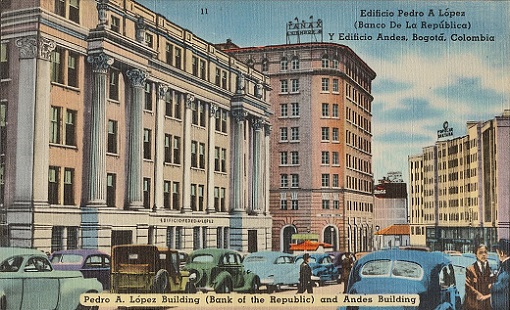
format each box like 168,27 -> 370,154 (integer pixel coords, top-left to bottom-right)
408,111 -> 510,252
1,0 -> 272,253
223,42 -> 376,253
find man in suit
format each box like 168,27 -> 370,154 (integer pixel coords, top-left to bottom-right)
297,253 -> 313,293
463,244 -> 493,310
490,238 -> 510,310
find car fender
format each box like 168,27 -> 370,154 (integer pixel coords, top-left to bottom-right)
59,277 -> 103,309
212,271 -> 232,289
237,272 -> 259,292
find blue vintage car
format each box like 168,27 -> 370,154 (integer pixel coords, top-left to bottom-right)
243,251 -> 299,292
341,249 -> 462,310
295,253 -> 340,285
0,247 -> 102,310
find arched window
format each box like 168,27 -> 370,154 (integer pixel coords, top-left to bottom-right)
321,54 -> 329,68
280,57 -> 288,70
291,56 -> 299,70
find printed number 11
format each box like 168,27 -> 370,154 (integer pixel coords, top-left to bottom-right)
201,8 -> 208,14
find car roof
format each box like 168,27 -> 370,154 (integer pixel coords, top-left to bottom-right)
245,251 -> 293,260
356,249 -> 451,272
0,247 -> 47,260
190,248 -> 239,258
51,249 -> 109,257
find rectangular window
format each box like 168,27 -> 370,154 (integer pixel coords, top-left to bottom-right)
221,110 -> 227,133
172,182 -> 180,210
67,227 -> 78,249
221,148 -> 226,172
200,59 -> 206,80
109,70 -> 119,101
173,136 -> 181,164
322,151 -> 329,165
144,83 -> 152,110
280,152 -> 288,165
145,33 -> 153,48
291,200 -> 298,210
221,71 -> 227,89
333,79 -> 339,92
51,226 -> 64,252
291,79 -> 299,92
322,78 -> 329,92
143,178 -> 150,209
322,174 -> 330,187
55,0 -> 66,17
198,185 -> 204,211
332,128 -> 339,141
107,173 -> 116,207
174,48 -> 182,69
191,141 -> 198,168
332,174 -> 339,187
332,104 -> 339,117
290,127 -> 299,141
280,199 -> 287,210
67,51 -> 78,87
215,68 -> 221,86
333,200 -> 340,209
291,174 -> 299,187
280,127 -> 288,141
0,43 -> 8,79
65,110 -> 76,146
50,106 -> 62,144
291,102 -> 299,116
332,152 -> 339,165
190,184 -> 197,211
192,56 -> 198,76
143,129 -> 152,159
164,134 -> 172,163
165,43 -> 173,65
51,47 -> 64,84
322,200 -> 330,209
321,127 -> 329,141
48,166 -> 60,204
63,168 -> 74,205
107,120 -> 117,153
191,102 -> 198,125
111,15 -> 120,33
280,80 -> 288,93
322,103 -> 329,117
220,188 -> 226,212
164,90 -> 173,117
175,227 -> 183,249
214,147 -> 220,171
290,151 -> 299,165
163,181 -> 171,209
280,174 -> 288,188
69,0 -> 80,23
280,104 -> 288,117
214,187 -> 220,211
199,102 -> 206,127
199,143 -> 205,169
174,92 -> 182,119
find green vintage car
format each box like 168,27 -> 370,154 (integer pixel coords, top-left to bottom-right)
0,247 -> 102,310
184,248 -> 260,293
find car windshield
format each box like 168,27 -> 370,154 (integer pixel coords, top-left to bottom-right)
361,260 -> 423,280
191,254 -> 214,263
51,254 -> 83,264
244,256 -> 266,263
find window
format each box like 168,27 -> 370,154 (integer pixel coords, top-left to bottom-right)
333,79 -> 339,92
220,148 -> 226,172
143,178 -> 151,209
173,136 -> 181,164
190,184 -> 197,211
144,83 -> 152,110
0,43 -> 8,79
322,151 -> 329,164
143,129 -> 151,159
215,68 -> 220,86
280,199 -> 287,210
198,185 -> 205,211
107,120 -> 117,153
55,0 -> 66,18
51,226 -> 64,252
322,200 -> 330,209
322,103 -> 329,117
63,168 -> 74,205
322,54 -> 329,68
280,57 -> 288,70
332,174 -> 339,187
291,57 -> 299,70
214,187 -> 220,211
280,127 -> 288,141
191,141 -> 198,168
67,51 -> 78,87
280,152 -> 288,165
291,174 -> 299,187
291,199 -> 298,210
51,47 -> 64,84
50,106 -> 62,144
220,188 -> 226,212
48,166 -> 60,204
332,104 -> 339,117
333,58 -> 339,68
291,102 -> 299,116
200,59 -> 206,79
174,48 -> 182,69
163,181 -> 171,209
172,182 -> 180,210
280,80 -> 288,93
321,127 -> 329,140
174,91 -> 182,119
199,143 -> 205,169
290,127 -> 299,141
164,134 -> 172,163
109,70 -> 119,101
333,200 -> 339,209
192,56 -> 198,76
55,0 -> 80,23
280,174 -> 288,188
107,173 -> 116,207
261,59 -> 269,71
291,79 -> 299,92
322,174 -> 330,187
221,71 -> 227,89
290,151 -> 299,165
111,16 -> 120,33
322,78 -> 329,92
280,104 -> 288,117
65,110 -> 76,146
332,128 -> 339,141
145,33 -> 153,48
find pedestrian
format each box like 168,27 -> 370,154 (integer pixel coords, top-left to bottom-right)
340,254 -> 353,293
297,253 -> 313,293
463,244 -> 493,310
490,238 -> 510,310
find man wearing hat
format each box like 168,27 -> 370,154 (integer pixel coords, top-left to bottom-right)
297,253 -> 313,293
490,238 -> 510,309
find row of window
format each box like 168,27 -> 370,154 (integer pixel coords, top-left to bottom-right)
346,175 -> 373,193
321,127 -> 340,142
346,130 -> 372,153
321,78 -> 340,93
280,79 -> 300,93
346,83 -> 372,112
166,226 -> 230,250
346,154 -> 371,174
346,106 -> 371,132
321,103 -> 340,118
346,200 -> 373,212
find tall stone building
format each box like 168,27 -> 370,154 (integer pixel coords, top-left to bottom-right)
0,0 -> 272,253
408,111 -> 510,252
222,42 -> 376,253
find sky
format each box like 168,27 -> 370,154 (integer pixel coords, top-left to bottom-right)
138,0 -> 510,183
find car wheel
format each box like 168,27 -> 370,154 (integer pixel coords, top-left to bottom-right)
76,304 -> 98,310
267,285 -> 275,294
153,269 -> 170,293
0,296 -> 6,310
250,278 -> 260,293
215,280 -> 232,293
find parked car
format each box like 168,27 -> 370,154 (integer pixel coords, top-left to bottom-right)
50,249 -> 111,290
110,244 -> 193,294
184,248 -> 260,293
0,247 -> 102,310
295,253 -> 340,286
340,248 -> 462,310
243,251 -> 299,292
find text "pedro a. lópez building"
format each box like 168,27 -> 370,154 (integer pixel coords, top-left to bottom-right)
0,0 -> 272,252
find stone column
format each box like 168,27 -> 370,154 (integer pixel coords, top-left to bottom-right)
125,68 -> 147,210
264,123 -> 272,215
85,53 -> 113,208
154,84 -> 167,210
251,118 -> 264,215
231,110 -> 247,213
181,94 -> 194,213
206,103 -> 218,213
12,36 -> 55,209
